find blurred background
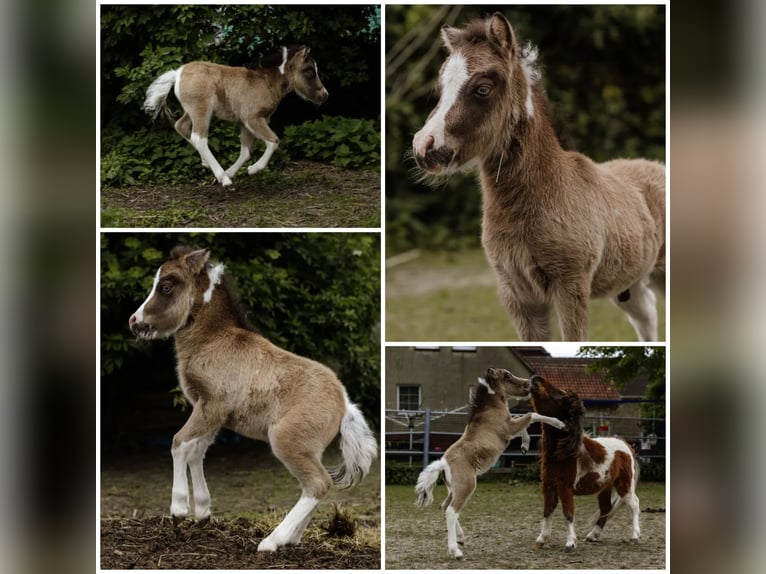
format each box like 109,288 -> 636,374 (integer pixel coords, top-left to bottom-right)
385,4 -> 666,341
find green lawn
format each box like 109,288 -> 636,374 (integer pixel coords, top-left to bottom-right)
386,250 -> 666,341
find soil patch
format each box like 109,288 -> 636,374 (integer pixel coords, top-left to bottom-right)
101,161 -> 380,228
101,516 -> 379,569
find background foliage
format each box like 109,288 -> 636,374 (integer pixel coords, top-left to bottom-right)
386,4 -> 666,253
101,233 -> 381,451
100,4 -> 380,186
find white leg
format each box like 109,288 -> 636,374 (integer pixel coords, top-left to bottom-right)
170,443 -> 190,520
455,518 -> 465,544
190,132 -> 232,186
224,145 -> 251,179
519,427 -> 530,454
530,412 -> 567,430
627,492 -> 641,541
565,519 -> 577,551
258,495 -> 320,552
536,515 -> 553,546
616,281 -> 658,341
186,437 -> 214,520
445,506 -> 463,558
247,140 -> 279,175
170,436 -> 214,520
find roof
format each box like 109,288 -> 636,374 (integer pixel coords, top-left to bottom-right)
520,356 -> 621,402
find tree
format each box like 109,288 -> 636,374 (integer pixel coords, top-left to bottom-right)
578,346 -> 665,420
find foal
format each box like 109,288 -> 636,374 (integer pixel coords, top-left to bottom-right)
412,13 -> 665,341
143,46 -> 329,186
128,246 -> 376,552
415,368 -> 565,558
526,373 -> 640,551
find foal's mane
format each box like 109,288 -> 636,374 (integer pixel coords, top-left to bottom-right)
247,45 -> 307,69
467,380 -> 499,422
170,245 -> 259,333
546,392 -> 586,461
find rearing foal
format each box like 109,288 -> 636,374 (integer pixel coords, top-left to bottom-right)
412,13 -> 665,341
415,368 -> 566,559
128,246 -> 377,552
143,46 -> 329,186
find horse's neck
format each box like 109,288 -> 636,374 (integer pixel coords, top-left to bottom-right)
479,95 -> 565,203
174,288 -> 237,346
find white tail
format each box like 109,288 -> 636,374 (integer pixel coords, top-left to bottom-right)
143,68 -> 178,121
415,459 -> 447,507
329,395 -> 377,487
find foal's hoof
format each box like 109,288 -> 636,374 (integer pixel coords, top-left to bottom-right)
195,516 -> 211,528
172,515 -> 185,528
221,176 -> 233,187
257,538 -> 278,552
564,545 -> 576,553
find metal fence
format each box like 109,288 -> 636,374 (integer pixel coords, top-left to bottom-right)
385,408 -> 666,470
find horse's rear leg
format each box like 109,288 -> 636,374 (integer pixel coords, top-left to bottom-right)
498,286 -> 552,341
444,463 -> 476,559
170,404 -> 221,524
615,279 -> 658,341
224,126 -> 255,179
586,490 -> 614,542
258,429 -> 333,552
242,116 -> 279,175
182,109 -> 232,186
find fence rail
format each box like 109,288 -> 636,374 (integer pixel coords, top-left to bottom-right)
385,408 -> 666,470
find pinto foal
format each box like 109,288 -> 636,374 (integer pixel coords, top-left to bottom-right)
128,247 -> 376,552
143,46 -> 328,186
412,13 -> 665,341
415,368 -> 565,558
526,373 -> 640,551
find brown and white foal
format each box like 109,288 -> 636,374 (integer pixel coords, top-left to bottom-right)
415,368 -> 565,559
526,373 -> 640,551
128,246 -> 376,552
412,13 -> 665,341
143,46 -> 329,186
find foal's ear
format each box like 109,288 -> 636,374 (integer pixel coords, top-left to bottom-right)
440,25 -> 462,51
183,248 -> 210,275
488,12 -> 516,54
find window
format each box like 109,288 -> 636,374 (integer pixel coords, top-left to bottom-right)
397,385 -> 421,411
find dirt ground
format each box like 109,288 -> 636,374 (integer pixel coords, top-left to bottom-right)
385,481 -> 666,569
100,443 -> 380,569
100,161 -> 380,228
100,516 -> 379,569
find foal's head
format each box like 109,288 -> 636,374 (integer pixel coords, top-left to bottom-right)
482,367 -> 532,401
128,246 -> 224,340
412,12 -> 539,174
529,375 -> 585,425
283,46 -> 329,106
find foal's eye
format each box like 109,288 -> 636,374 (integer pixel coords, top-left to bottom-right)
475,85 -> 492,97
159,282 -> 173,295
303,68 -> 316,79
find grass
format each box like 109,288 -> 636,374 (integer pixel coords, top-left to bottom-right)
386,249 -> 666,341
385,480 -> 666,569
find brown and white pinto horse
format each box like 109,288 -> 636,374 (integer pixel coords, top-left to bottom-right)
527,373 -> 640,551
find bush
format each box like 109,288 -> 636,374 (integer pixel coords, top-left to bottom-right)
282,116 -> 380,169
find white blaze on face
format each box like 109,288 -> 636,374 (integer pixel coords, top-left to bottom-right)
133,266 -> 162,322
413,51 -> 469,156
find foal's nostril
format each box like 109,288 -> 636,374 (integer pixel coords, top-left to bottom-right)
129,314 -> 137,327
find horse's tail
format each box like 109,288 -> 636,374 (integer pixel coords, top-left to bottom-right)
415,458 -> 447,508
328,393 -> 377,488
143,68 -> 178,122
